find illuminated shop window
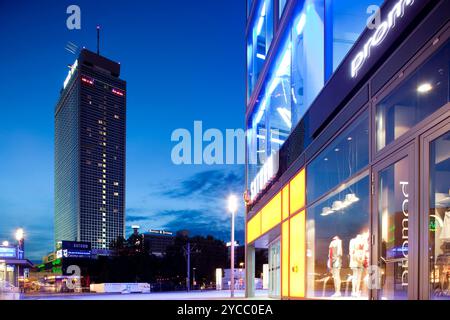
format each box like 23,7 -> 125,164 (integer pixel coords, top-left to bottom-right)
267,39 -> 292,156
247,37 -> 291,191
307,111 -> 369,204
306,173 -> 370,299
291,0 -> 324,125
246,99 -> 267,192
247,0 -> 274,101
279,0 -> 288,18
376,40 -> 450,151
429,131 -> 450,300
247,0 -> 254,17
247,0 -> 325,192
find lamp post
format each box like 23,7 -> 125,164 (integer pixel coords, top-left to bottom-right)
15,228 -> 24,259
193,267 -> 196,288
228,194 -> 238,298
15,228 -> 24,292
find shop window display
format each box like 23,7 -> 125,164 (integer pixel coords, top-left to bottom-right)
429,131 -> 450,300
306,173 -> 370,299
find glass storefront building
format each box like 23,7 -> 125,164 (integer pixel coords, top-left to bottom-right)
245,0 -> 450,300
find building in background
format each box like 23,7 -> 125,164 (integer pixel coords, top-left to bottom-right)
143,229 -> 175,256
0,242 -> 33,292
245,0 -> 450,300
55,48 -> 126,250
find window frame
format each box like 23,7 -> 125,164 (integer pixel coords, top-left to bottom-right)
371,25 -> 450,163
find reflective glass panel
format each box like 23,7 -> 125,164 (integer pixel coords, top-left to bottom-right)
247,0 -> 275,101
376,40 -> 450,151
328,0 -> 384,73
429,130 -> 450,300
307,112 -> 369,204
291,0 -> 325,126
378,157 -> 410,300
306,173 -> 370,299
279,0 -> 288,18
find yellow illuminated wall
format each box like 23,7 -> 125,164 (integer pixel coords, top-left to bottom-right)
289,210 -> 305,298
282,185 -> 289,220
289,169 -> 305,215
281,220 -> 289,297
247,168 -> 306,299
247,212 -> 261,244
261,193 -> 281,234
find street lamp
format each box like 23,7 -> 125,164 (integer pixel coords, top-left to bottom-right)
15,228 -> 25,292
193,267 -> 196,287
228,194 -> 238,298
15,228 -> 24,242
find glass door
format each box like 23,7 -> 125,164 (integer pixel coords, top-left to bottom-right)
373,144 -> 418,300
421,123 -> 450,300
268,239 -> 281,298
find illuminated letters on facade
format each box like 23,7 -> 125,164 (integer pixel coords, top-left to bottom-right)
250,152 -> 279,202
351,0 -> 414,78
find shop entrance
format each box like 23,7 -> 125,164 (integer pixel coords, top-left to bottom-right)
420,122 -> 450,299
268,239 -> 281,298
372,120 -> 450,300
373,143 -> 417,300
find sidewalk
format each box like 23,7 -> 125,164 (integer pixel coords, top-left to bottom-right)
22,289 -> 271,300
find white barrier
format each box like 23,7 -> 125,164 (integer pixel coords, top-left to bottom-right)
90,283 -> 150,294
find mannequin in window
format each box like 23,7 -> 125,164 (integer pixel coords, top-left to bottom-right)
437,210 -> 450,295
349,233 -> 368,297
440,210 -> 450,242
328,236 -> 343,297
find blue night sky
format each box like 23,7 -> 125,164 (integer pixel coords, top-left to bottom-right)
0,0 -> 246,261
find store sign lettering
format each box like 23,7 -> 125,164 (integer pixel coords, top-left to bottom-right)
400,181 -> 409,287
351,0 -> 415,78
63,59 -> 78,89
250,153 -> 279,202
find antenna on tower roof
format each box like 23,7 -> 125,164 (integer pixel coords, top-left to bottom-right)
96,25 -> 101,55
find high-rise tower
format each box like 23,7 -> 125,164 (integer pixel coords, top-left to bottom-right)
55,49 -> 126,250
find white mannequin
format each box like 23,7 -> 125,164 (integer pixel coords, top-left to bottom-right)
349,234 -> 366,297
328,236 -> 342,297
440,211 -> 450,241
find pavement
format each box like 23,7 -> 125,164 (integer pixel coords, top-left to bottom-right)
22,289 -> 272,300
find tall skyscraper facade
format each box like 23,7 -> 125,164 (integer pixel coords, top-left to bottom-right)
55,49 -> 126,250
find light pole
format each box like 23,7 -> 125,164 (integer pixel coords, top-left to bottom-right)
228,194 -> 238,298
193,267 -> 196,288
15,228 -> 24,292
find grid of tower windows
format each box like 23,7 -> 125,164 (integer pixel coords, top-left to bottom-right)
79,66 -> 125,249
55,77 -> 80,243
